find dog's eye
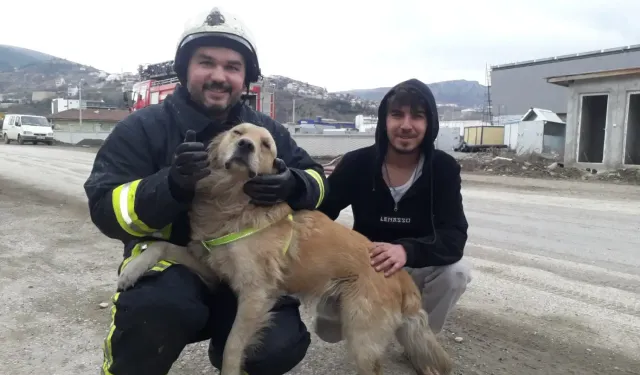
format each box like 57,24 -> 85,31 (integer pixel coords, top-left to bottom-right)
261,140 -> 270,149
233,130 -> 242,135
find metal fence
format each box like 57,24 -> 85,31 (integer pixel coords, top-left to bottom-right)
290,133 -> 375,157
52,128 -> 466,158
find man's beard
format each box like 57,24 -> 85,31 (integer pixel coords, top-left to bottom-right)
390,144 -> 418,155
191,81 -> 241,117
202,95 -> 239,117
389,139 -> 420,155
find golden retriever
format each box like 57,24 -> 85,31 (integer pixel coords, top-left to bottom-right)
116,122 -> 453,375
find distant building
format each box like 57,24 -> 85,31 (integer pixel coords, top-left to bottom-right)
491,44 -> 640,116
297,116 -> 356,130
354,115 -> 378,132
32,91 -> 57,102
47,108 -> 130,145
51,98 -> 117,114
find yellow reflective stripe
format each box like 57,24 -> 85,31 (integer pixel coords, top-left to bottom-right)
119,241 -> 148,274
101,292 -> 120,375
104,244 -> 179,374
281,215 -> 294,255
304,169 -> 325,208
119,243 -> 177,275
102,258 -> 175,374
112,180 -> 171,238
157,223 -> 173,240
150,259 -> 176,272
124,180 -> 156,233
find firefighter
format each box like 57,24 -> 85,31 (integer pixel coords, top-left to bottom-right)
84,7 -> 326,375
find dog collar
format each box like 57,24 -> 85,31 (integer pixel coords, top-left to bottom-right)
201,214 -> 294,255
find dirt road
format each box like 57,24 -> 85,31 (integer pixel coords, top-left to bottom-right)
1,144 -> 639,375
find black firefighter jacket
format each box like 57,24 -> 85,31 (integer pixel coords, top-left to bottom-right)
84,85 -> 327,261
318,79 -> 468,269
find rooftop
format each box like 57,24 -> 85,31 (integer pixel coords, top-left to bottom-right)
520,107 -> 565,123
48,108 -> 130,122
546,67 -> 640,87
491,44 -> 640,71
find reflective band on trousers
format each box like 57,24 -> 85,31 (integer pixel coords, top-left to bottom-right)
101,292 -> 119,375
303,169 -> 325,208
112,179 -> 171,239
103,242 -> 177,375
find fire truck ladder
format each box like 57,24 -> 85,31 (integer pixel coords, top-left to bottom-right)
151,77 -> 179,87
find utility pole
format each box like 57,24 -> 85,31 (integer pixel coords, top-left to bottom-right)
480,63 -> 494,145
292,99 -> 296,124
78,79 -> 84,127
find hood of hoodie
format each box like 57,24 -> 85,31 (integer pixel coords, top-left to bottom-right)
372,79 -> 440,248
374,78 -> 440,164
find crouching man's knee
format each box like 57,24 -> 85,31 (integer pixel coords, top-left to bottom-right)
208,295 -> 311,375
438,259 -> 473,294
411,259 -> 473,334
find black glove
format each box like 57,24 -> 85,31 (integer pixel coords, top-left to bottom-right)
243,158 -> 297,206
168,130 -> 211,201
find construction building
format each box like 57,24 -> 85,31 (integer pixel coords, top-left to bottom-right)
490,45 -> 640,116
547,67 -> 640,169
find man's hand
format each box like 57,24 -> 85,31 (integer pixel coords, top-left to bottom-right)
369,242 -> 407,277
243,158 -> 297,206
169,130 -> 211,193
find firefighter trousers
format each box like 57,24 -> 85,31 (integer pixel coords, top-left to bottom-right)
101,264 -> 311,375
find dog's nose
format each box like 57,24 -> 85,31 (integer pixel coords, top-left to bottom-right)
236,138 -> 254,152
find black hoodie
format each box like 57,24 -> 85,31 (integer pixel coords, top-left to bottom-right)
318,79 -> 468,268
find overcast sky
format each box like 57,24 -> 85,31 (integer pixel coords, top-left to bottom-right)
1,0 -> 638,91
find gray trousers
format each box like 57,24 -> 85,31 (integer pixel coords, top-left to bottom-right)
313,260 -> 472,343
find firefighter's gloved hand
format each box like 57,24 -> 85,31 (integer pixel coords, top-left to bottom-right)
168,129 -> 211,201
243,158 -> 297,206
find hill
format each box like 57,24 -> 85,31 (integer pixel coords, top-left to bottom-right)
0,45 -> 58,72
0,45 -> 127,116
0,45 -> 103,95
336,79 -> 487,108
267,75 -> 379,123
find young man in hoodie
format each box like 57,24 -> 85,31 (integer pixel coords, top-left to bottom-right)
315,79 -> 472,342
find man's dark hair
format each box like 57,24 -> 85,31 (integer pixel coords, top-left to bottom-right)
386,86 -> 428,116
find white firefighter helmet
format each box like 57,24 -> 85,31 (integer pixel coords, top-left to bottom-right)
173,7 -> 261,84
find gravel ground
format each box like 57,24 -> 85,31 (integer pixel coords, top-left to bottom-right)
1,144 -> 639,375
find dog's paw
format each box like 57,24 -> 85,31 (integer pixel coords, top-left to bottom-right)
116,271 -> 139,291
116,262 -> 149,291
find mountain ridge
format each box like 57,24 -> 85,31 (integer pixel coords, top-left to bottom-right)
335,79 -> 487,107
0,44 -> 58,72
1,45 -> 486,121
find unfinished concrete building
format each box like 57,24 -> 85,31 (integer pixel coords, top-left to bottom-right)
547,67 -> 640,170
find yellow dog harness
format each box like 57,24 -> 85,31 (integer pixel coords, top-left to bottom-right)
201,214 -> 294,255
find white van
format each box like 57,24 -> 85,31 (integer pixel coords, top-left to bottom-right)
2,114 -> 55,145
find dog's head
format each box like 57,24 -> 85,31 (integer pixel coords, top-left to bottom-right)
208,122 -> 278,180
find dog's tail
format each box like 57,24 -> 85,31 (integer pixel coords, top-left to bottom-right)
395,272 -> 453,375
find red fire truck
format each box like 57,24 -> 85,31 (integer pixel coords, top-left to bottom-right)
124,60 -> 276,119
